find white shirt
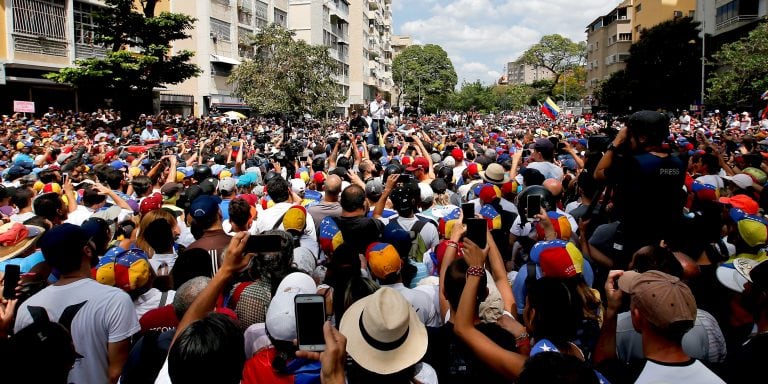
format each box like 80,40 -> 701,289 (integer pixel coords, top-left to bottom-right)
679,114 -> 691,131
10,211 -> 35,223
370,99 -> 388,120
635,358 -> 725,384
134,288 -> 176,319
250,202 -> 319,258
64,205 -> 93,226
510,208 -> 577,239
385,283 -> 441,327
393,216 -> 439,250
149,252 -> 177,274
15,279 -> 140,384
526,161 -> 564,181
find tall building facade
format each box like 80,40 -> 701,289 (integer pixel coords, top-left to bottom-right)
349,0 -> 393,108
391,34 -> 412,59
288,0 -> 350,115
585,0 -> 697,103
585,0 -> 633,97
696,0 -> 768,42
170,0 -> 289,115
505,60 -> 555,85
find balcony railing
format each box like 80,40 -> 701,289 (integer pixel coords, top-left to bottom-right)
716,15 -> 758,30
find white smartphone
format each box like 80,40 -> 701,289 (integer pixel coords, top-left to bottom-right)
294,294 -> 327,351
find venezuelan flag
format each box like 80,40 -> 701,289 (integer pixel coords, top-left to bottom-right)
540,97 -> 560,120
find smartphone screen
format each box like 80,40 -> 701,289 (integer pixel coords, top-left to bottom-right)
461,202 -> 475,223
527,195 -> 542,219
299,156 -> 308,162
295,294 -> 327,351
397,174 -> 413,184
62,173 -> 69,185
246,234 -> 283,254
465,218 -> 487,249
3,264 -> 20,299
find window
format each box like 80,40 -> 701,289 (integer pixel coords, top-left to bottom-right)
12,0 -> 66,40
254,1 -> 268,29
619,33 -> 632,41
274,9 -> 287,27
238,10 -> 252,25
74,1 -> 103,46
635,3 -> 642,12
210,18 -> 231,42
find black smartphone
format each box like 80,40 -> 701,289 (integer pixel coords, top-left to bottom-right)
295,294 -> 327,351
527,195 -> 542,219
3,264 -> 20,299
465,218 -> 487,249
461,202 -> 474,223
397,174 -> 413,184
62,173 -> 69,185
246,234 -> 283,254
299,156 -> 308,162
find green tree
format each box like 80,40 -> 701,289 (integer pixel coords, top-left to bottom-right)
552,66 -> 587,102
598,17 -> 701,112
45,0 -> 200,115
707,22 -> 768,108
229,25 -> 343,118
520,34 -> 586,95
492,84 -> 533,111
392,44 -> 458,113
451,80 -> 496,112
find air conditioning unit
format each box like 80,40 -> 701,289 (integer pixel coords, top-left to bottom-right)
673,10 -> 683,18
620,16 -> 627,20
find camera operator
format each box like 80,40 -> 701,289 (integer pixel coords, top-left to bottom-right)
594,111 -> 686,268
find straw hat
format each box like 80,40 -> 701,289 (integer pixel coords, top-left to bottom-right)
0,223 -> 45,262
339,287 -> 427,375
480,163 -> 510,185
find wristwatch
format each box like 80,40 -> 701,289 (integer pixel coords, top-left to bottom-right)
606,142 -> 619,152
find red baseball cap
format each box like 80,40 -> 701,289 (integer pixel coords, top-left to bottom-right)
406,157 -> 429,172
313,171 -> 326,185
451,147 -> 464,162
718,195 -> 759,215
466,163 -> 480,178
140,193 -> 163,215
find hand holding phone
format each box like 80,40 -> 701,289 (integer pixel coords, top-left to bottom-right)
461,203 -> 475,223
3,265 -> 20,299
465,218 -> 488,250
295,294 -> 327,351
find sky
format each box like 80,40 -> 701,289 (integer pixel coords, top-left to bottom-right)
392,0 -> 623,86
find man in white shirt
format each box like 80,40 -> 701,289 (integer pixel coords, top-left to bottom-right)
15,224 -> 140,384
140,121 -> 160,143
368,93 -> 389,144
250,176 -> 317,257
679,110 -> 691,132
526,138 -> 564,181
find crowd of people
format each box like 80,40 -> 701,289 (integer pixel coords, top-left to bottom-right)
0,102 -> 767,384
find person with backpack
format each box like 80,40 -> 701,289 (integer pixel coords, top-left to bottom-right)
14,224 -> 140,384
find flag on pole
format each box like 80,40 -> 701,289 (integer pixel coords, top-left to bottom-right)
540,97 -> 560,120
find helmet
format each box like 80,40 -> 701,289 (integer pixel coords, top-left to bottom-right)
369,146 -> 383,161
192,164 -> 212,181
516,185 -> 555,223
383,163 -> 404,182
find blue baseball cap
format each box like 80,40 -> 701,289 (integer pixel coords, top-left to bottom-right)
189,195 -> 222,220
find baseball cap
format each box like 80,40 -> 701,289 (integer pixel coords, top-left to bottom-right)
533,138 -> 554,153
716,257 -> 768,293
161,182 -> 184,199
313,171 -> 326,185
722,174 -> 754,190
534,211 -> 573,241
265,272 -> 317,342
139,192 -> 163,215
110,160 -> 128,171
92,247 -> 151,293
451,147 -> 464,162
290,179 -> 306,195
729,208 -> 768,247
530,239 -> 583,279
283,205 -> 307,233
366,242 -> 402,280
618,270 -> 697,331
218,177 -> 237,193
237,172 -> 260,187
466,163 -> 481,179
292,247 -> 317,275
406,157 -> 429,173
365,179 -> 383,198
190,195 -> 222,220
718,194 -> 759,215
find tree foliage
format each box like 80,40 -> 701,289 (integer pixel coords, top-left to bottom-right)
493,84 -> 534,111
520,34 -> 586,95
707,22 -> 768,108
45,0 -> 200,113
552,66 -> 587,102
392,44 -> 458,112
449,82 -> 533,113
598,17 -> 701,112
229,24 -> 343,118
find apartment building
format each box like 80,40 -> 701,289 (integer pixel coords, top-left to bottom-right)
349,0 -> 394,108
632,0 -> 697,41
170,0 -> 289,115
0,0 -> 147,112
288,0 -> 350,115
585,0 -> 633,97
391,34 -> 412,59
696,0 -> 767,44
505,60 -> 555,85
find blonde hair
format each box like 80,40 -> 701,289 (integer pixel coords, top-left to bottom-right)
135,209 -> 177,257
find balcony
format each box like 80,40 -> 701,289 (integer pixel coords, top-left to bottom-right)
716,14 -> 758,30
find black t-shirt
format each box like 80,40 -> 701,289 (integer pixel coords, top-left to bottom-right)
424,322 -> 517,384
333,215 -> 383,255
349,116 -> 368,133
720,333 -> 768,383
610,152 -> 686,256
